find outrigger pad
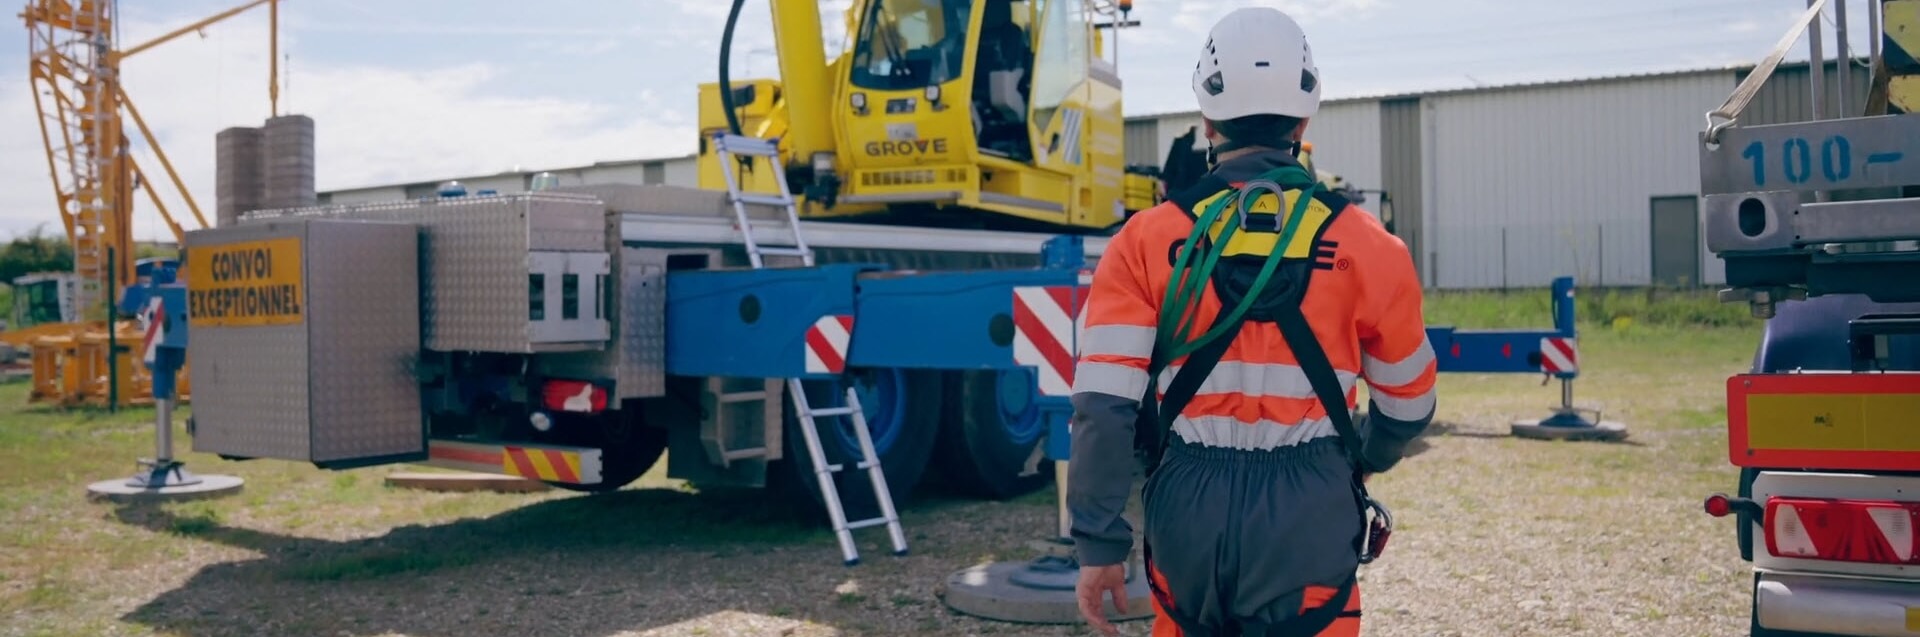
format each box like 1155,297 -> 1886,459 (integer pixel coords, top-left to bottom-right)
1510,418 -> 1630,442
940,555 -> 1155,625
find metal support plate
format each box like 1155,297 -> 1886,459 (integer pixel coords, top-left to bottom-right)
1708,195 -> 1920,253
1700,115 -> 1920,196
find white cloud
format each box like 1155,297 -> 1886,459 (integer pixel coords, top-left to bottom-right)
0,10 -> 691,242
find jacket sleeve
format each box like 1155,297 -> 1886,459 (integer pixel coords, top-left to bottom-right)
1353,215 -> 1438,474
1066,220 -> 1160,568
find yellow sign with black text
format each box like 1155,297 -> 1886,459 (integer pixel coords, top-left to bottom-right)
187,237 -> 305,327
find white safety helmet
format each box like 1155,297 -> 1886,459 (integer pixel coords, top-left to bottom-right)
1191,7 -> 1321,122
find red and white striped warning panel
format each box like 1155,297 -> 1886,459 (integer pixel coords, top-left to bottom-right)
141,297 -> 164,366
1013,285 -> 1089,396
804,314 -> 855,374
1539,337 -> 1577,374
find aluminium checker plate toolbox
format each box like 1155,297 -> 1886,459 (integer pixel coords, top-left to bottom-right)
184,217 -> 425,466
240,192 -> 612,354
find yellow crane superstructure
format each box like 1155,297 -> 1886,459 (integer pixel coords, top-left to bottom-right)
15,0 -> 279,405
699,0 -> 1154,234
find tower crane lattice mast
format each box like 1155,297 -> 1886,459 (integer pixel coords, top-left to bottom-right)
20,0 -> 279,320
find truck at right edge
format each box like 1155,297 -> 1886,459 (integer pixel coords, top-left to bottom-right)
1699,2 -> 1920,635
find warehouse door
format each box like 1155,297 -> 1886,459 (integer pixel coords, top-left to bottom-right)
1650,195 -> 1701,287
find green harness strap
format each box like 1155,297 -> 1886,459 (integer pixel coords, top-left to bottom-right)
1155,165 -> 1322,362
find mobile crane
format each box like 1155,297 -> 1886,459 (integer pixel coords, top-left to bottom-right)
698,0 -> 1156,233
173,0 -> 1610,575
1698,1 -> 1920,634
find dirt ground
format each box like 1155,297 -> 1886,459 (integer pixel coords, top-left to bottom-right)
1,321 -> 1763,637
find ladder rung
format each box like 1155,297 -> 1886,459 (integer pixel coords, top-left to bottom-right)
716,135 -> 782,157
734,193 -> 791,207
719,391 -> 768,403
721,447 -> 769,461
757,247 -> 811,258
826,463 -> 845,472
808,406 -> 856,417
846,517 -> 892,530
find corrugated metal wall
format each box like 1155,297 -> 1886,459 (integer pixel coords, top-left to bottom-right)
1738,61 -> 1875,126
1128,102 -> 1381,186
1378,98 -> 1425,283
1424,72 -> 1732,289
1153,113 -> 1205,166
1124,118 -> 1160,167
1305,101 -> 1383,197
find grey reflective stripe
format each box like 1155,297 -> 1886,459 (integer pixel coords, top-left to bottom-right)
1156,360 -> 1358,399
1363,338 -> 1436,388
1372,388 -> 1437,421
1080,324 -> 1155,358
1170,414 -> 1339,451
1073,361 -> 1151,399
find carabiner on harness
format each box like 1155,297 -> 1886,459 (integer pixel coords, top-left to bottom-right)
1358,495 -> 1393,565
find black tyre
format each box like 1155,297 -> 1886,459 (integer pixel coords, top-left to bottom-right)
776,368 -> 941,523
932,368 -> 1053,500
542,404 -> 669,494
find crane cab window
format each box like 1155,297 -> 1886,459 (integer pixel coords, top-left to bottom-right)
850,0 -> 974,92
973,0 -> 1035,159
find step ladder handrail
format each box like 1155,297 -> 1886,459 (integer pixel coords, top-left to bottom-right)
709,132 -> 908,565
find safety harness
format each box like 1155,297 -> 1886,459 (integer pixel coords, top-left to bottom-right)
1134,161 -> 1393,637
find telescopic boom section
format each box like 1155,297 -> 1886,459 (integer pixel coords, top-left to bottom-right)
767,0 -> 836,163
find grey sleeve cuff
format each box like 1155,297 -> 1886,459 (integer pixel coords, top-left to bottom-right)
1074,535 -> 1134,567
1360,397 -> 1435,474
1066,391 -> 1139,567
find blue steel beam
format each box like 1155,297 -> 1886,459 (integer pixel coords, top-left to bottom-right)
1426,277 -> 1580,380
664,263 -> 881,379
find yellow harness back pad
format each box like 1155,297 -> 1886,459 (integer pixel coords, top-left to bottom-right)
1187,188 -> 1338,260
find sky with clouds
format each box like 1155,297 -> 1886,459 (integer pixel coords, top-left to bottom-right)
0,0 -> 1883,241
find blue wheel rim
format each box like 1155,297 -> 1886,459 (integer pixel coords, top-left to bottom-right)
995,368 -> 1045,446
828,369 -> 907,456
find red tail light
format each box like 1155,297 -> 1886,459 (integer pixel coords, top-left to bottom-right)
1764,497 -> 1919,565
542,380 -> 608,414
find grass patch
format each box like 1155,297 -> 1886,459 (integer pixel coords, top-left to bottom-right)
0,285 -> 1777,636
1424,284 -> 1757,330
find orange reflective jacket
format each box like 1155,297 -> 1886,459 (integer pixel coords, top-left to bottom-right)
1074,152 -> 1436,460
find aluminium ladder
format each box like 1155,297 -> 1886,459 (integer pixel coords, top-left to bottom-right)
711,132 -> 909,566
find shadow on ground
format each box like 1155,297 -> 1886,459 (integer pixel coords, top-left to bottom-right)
1396,419 -> 1645,459
111,485 -> 1028,637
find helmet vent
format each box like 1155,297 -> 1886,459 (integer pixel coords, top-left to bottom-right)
1300,70 -> 1317,92
1203,71 -> 1225,96
1255,61 -> 1271,67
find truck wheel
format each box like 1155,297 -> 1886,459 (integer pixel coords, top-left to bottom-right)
932,368 -> 1052,500
778,368 -> 940,524
543,406 -> 669,494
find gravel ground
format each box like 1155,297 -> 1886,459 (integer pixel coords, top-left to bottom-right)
1,326 -> 1763,637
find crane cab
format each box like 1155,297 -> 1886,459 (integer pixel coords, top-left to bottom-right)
699,0 -> 1140,234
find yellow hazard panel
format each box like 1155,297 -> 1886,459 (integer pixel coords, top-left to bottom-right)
186,237 -> 304,327
502,446 -> 586,483
1891,76 -> 1920,115
1745,393 -> 1920,452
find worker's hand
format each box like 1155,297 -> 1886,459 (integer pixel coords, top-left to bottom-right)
1076,564 -> 1129,636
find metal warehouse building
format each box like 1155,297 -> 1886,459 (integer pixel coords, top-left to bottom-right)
320,60 -> 1867,290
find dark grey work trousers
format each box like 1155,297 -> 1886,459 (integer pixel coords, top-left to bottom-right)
1140,435 -> 1364,636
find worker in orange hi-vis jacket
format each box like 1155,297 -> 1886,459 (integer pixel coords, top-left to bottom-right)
1066,7 -> 1437,637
